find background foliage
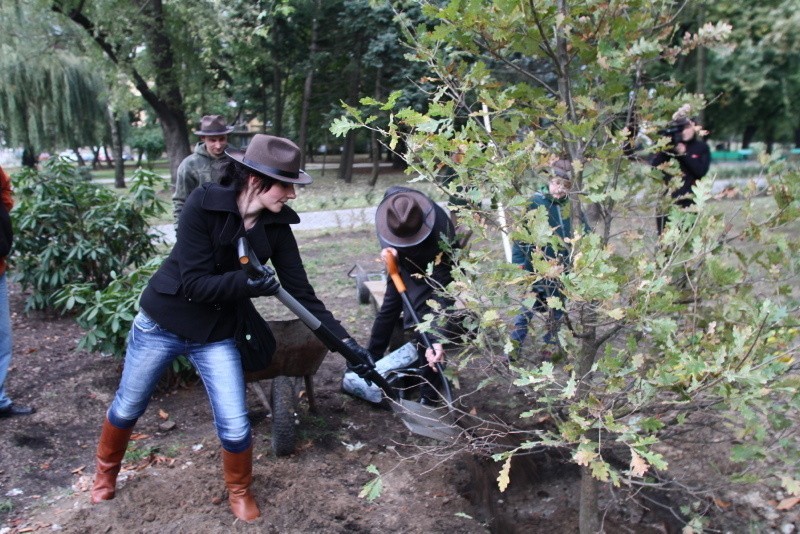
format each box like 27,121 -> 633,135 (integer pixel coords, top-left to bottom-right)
11,157 -> 166,311
335,1 -> 800,531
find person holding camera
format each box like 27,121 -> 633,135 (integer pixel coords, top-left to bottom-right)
651,114 -> 710,235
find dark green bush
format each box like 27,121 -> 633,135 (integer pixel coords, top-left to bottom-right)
54,257 -> 163,355
11,157 -> 166,310
128,125 -> 166,168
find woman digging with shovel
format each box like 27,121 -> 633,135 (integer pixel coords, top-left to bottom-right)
89,134 -> 374,522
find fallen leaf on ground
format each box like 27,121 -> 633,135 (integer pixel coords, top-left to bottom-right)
712,497 -> 731,508
158,409 -> 169,420
776,496 -> 800,510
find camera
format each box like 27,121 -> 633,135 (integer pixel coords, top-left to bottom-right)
658,122 -> 685,146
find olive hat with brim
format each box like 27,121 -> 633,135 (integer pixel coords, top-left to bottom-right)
225,134 -> 312,185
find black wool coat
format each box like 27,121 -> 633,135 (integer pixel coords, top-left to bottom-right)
651,136 -> 711,207
139,183 -> 348,343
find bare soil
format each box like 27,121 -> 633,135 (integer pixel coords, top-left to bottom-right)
0,229 -> 797,533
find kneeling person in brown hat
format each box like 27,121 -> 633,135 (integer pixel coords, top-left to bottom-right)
364,187 -> 461,405
173,115 -> 235,227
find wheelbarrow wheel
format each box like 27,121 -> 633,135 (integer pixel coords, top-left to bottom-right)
271,376 -> 297,457
355,271 -> 371,305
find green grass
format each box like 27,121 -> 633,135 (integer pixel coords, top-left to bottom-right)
83,156 -> 447,227
290,170 -> 446,212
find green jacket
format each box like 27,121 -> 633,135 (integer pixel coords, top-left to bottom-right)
172,142 -> 225,226
511,190 -> 589,271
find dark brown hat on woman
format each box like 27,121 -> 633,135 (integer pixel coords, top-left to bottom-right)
194,115 -> 235,136
375,189 -> 437,247
225,134 -> 312,185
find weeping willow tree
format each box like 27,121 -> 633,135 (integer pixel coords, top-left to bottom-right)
0,2 -> 107,169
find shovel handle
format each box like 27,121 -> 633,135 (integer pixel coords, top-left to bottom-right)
381,248 -> 407,293
236,237 -> 397,400
380,247 -> 453,405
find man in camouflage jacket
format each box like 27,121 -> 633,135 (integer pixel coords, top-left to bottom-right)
172,115 -> 234,227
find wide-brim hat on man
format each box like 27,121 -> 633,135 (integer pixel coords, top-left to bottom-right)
375,188 -> 438,248
225,134 -> 312,185
194,115 -> 235,136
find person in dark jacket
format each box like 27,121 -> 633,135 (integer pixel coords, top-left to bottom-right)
366,187 -> 458,405
172,115 -> 235,226
90,135 -> 372,522
0,165 -> 34,419
509,160 -> 589,357
650,116 -> 710,235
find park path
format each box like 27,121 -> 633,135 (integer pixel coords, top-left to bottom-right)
153,204 -> 377,245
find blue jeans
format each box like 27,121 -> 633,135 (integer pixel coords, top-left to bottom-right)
0,274 -> 13,410
108,311 -> 251,452
510,284 -> 564,347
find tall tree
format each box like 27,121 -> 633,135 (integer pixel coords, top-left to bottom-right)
51,0 -> 191,182
0,2 -> 107,162
697,0 -> 800,150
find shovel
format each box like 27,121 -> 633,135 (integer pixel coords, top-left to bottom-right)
379,248 -> 460,438
236,237 -> 460,441
380,248 -> 454,404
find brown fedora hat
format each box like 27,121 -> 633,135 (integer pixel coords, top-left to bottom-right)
225,134 -> 312,185
194,115 -> 234,136
375,189 -> 437,247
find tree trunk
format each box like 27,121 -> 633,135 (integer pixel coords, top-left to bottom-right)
794,127 -> 800,148
579,466 -> 602,533
107,107 -> 126,188
71,147 -> 86,167
340,133 -> 355,183
159,113 -> 191,183
21,146 -> 37,168
261,76 -> 270,134
742,124 -> 757,148
298,0 -> 321,170
577,305 -> 601,534
53,0 -> 190,184
369,66 -> 382,187
764,127 -> 774,154
339,58 -> 362,184
272,23 -> 285,138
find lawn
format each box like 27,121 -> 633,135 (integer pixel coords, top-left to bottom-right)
84,156 -> 448,226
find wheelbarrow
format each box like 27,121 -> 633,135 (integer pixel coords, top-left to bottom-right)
347,263 -> 386,307
238,237 -> 461,442
244,318 -> 328,457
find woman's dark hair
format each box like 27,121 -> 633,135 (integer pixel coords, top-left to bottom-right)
217,157 -> 277,194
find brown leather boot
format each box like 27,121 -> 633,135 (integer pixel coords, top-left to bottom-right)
91,419 -> 134,503
222,446 -> 261,521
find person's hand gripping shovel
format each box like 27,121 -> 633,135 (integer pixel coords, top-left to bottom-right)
237,237 -> 459,441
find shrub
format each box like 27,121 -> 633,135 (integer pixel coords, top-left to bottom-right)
54,257 -> 163,356
128,125 -> 166,168
11,157 -> 166,310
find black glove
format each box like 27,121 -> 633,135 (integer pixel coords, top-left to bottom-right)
246,266 -> 280,297
342,338 -> 376,379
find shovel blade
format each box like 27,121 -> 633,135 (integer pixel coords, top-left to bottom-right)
392,399 -> 461,441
